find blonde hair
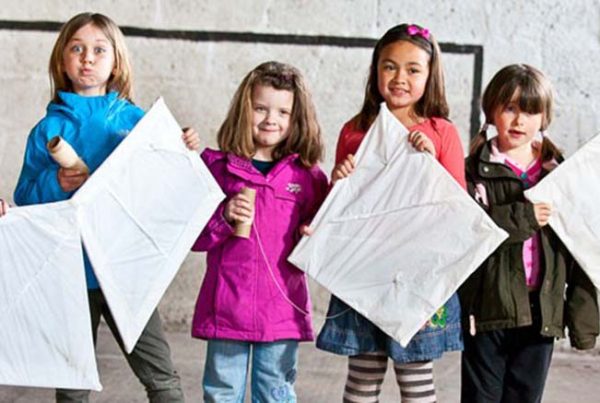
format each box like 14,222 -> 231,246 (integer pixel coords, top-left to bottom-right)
469,64 -> 561,160
49,12 -> 133,102
353,23 -> 449,132
217,61 -> 324,167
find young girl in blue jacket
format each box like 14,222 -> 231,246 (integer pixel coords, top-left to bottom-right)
13,12 -> 199,402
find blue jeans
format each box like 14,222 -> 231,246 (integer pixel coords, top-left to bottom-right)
203,339 -> 298,403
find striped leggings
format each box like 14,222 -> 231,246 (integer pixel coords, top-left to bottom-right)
343,352 -> 436,403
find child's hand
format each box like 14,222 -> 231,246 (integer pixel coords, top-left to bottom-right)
408,130 -> 436,155
533,202 -> 552,227
224,192 -> 255,225
0,199 -> 9,217
331,154 -> 355,185
182,127 -> 201,151
299,224 -> 313,236
58,167 -> 89,192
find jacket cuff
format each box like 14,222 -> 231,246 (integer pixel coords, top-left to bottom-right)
570,336 -> 597,350
190,205 -> 234,252
204,207 -> 234,241
213,212 -> 234,234
49,173 -> 73,201
524,202 -> 540,231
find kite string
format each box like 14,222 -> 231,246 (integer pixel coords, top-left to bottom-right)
252,223 -> 351,320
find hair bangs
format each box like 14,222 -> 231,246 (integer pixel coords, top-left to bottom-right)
514,79 -> 547,115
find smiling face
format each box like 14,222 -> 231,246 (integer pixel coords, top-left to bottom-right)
377,40 -> 430,121
494,91 -> 544,153
62,23 -> 115,96
251,84 -> 294,161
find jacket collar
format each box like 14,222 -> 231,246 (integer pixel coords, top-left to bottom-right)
226,152 -> 300,184
476,141 -> 558,180
49,91 -> 120,121
476,142 -> 519,180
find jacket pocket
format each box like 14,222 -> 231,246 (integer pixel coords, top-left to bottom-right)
273,190 -> 303,229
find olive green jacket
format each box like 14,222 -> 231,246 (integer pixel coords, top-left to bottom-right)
459,143 -> 599,349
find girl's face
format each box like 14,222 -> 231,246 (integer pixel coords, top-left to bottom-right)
251,84 -> 294,161
62,23 -> 115,96
494,91 -> 543,153
377,40 -> 430,118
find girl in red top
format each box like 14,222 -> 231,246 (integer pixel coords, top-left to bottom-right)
316,23 -> 466,403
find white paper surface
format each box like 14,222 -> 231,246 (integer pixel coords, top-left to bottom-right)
72,98 -> 225,352
289,103 -> 508,346
525,133 -> 600,288
0,202 -> 100,390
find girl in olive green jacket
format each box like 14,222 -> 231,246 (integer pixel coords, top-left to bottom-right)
459,64 -> 599,403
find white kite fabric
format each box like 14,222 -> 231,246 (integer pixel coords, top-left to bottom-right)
73,98 -> 225,353
0,202 -> 100,390
525,133 -> 600,288
289,103 -> 508,346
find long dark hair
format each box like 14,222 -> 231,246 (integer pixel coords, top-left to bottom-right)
352,23 -> 449,132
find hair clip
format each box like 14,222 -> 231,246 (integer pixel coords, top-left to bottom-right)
280,73 -> 295,84
485,124 -> 499,140
407,25 -> 430,40
535,130 -> 550,142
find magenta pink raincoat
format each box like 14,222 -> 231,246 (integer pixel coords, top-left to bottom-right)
191,149 -> 328,342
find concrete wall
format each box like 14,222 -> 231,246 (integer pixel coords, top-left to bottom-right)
1,0 -> 598,328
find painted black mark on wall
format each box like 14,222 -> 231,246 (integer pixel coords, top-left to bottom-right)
0,19 -> 483,137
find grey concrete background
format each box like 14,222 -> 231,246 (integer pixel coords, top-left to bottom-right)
0,0 -> 600,400
2,0 -> 599,329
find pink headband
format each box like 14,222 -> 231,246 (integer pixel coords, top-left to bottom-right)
407,25 -> 430,40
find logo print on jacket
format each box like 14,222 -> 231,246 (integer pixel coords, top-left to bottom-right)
286,183 -> 302,194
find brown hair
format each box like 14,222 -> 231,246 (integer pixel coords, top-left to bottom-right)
49,12 -> 133,102
217,61 -> 324,167
352,23 -> 449,132
468,64 -> 561,161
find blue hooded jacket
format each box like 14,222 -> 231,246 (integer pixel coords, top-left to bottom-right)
14,91 -> 144,288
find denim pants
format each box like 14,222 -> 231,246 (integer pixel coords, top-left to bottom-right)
317,293 -> 463,363
203,339 -> 298,403
56,289 -> 184,403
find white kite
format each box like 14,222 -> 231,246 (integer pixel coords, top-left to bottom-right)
0,202 -> 100,390
525,133 -> 600,288
289,103 -> 507,346
72,98 -> 225,352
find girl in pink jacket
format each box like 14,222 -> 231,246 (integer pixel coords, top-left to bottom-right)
192,61 -> 328,402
